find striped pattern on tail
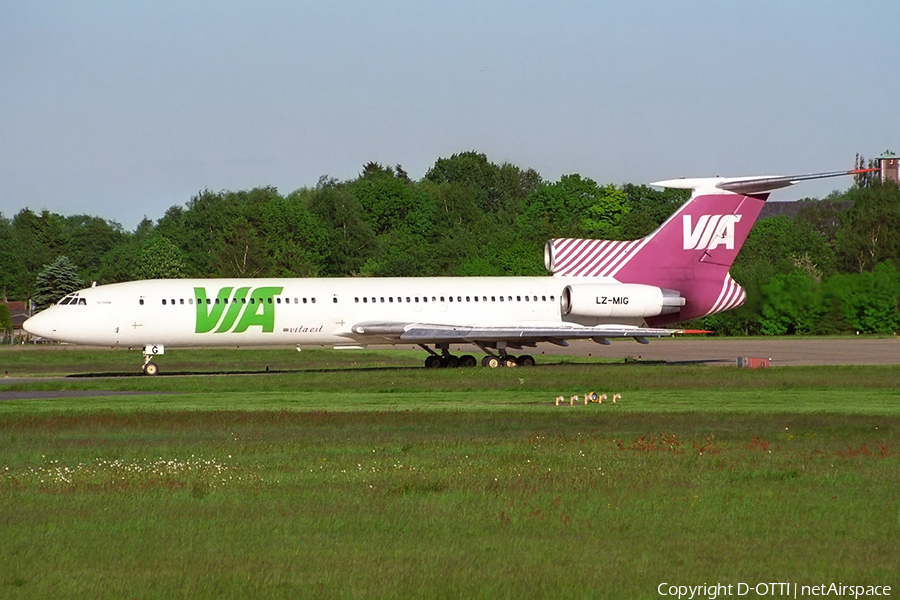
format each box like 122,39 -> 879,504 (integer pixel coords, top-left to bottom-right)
545,238 -> 645,278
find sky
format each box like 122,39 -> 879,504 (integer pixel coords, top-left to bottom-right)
2,0 -> 898,229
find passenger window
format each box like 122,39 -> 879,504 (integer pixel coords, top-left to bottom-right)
139,299 -> 144,305
355,298 -> 360,303
189,299 -> 193,305
332,297 -> 337,303
312,298 -> 316,303
267,298 -> 272,304
380,297 -> 385,303
303,298 -> 307,304
389,297 -> 394,303
162,299 -> 167,305
276,298 -> 281,304
415,297 -> 419,303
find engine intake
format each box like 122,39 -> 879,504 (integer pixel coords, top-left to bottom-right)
560,284 -> 684,318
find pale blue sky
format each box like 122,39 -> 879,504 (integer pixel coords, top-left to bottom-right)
2,0 -> 898,228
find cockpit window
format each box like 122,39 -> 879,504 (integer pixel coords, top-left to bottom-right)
59,294 -> 84,306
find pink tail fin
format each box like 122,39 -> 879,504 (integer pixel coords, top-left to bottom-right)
545,190 -> 768,324
545,169 -> 865,324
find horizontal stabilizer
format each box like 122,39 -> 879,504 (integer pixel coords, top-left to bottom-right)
651,168 -> 878,195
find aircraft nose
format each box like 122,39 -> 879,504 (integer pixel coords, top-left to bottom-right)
23,310 -> 58,339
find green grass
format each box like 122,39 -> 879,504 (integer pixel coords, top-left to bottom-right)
1,348 -> 899,598
2,389 -> 900,417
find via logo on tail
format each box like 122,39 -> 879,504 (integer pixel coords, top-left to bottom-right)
682,214 -> 742,251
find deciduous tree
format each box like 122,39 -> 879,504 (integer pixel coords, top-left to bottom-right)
0,303 -> 13,344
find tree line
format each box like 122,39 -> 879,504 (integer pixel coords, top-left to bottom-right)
2,151 -> 899,335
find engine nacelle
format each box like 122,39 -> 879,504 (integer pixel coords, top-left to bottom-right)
560,284 -> 684,319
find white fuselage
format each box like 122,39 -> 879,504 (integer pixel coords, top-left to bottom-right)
25,276 -> 638,348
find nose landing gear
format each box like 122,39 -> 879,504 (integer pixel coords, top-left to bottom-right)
143,361 -> 159,376
142,344 -> 164,376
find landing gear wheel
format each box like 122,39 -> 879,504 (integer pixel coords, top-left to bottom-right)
503,356 -> 518,368
516,355 -> 536,367
459,355 -> 477,368
441,355 -> 460,369
482,355 -> 501,368
143,361 -> 159,376
424,355 -> 443,369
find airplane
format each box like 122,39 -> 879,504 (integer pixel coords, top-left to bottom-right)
23,168 -> 874,374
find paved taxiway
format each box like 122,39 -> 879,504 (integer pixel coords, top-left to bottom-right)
535,337 -> 900,366
2,338 -> 896,401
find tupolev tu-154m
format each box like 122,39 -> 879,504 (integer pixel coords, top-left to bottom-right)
24,168 -> 874,374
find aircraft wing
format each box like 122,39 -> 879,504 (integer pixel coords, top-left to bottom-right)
350,321 -> 691,346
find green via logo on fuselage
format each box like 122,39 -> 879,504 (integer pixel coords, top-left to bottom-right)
195,286 -> 283,333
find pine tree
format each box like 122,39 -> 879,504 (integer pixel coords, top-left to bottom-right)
33,256 -> 83,310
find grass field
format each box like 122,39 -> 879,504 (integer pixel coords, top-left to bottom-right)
1,346 -> 898,599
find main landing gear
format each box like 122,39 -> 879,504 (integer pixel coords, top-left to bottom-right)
475,341 -> 535,369
420,344 -> 535,369
479,353 -> 535,368
421,344 -> 477,369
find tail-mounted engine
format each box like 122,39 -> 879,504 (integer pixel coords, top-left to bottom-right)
560,284 -> 685,319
